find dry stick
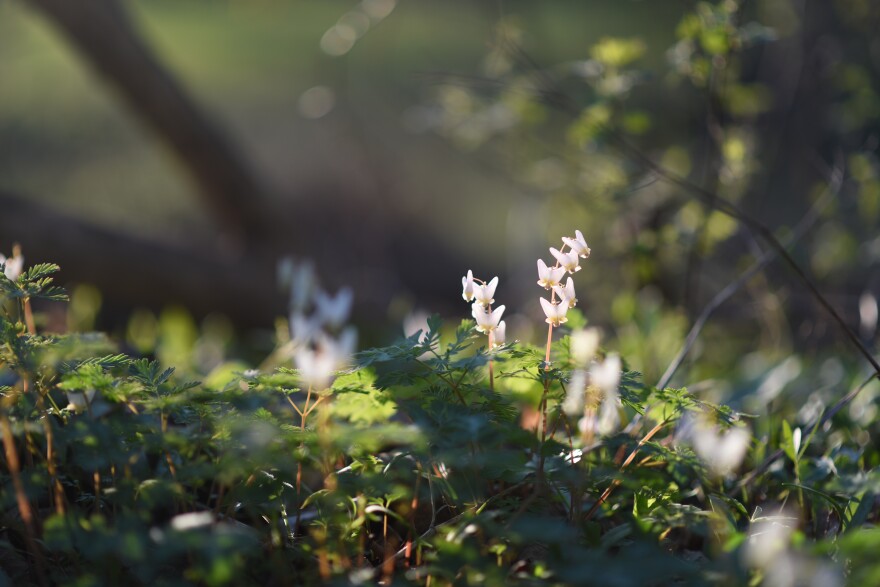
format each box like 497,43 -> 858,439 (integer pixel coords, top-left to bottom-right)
0,414 -> 49,587
583,418 -> 671,521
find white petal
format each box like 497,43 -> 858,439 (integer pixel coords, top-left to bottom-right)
570,328 -> 601,364
494,320 -> 506,346
540,297 -> 556,319
563,370 -> 587,415
590,354 -> 621,396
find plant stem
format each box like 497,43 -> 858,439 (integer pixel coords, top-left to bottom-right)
488,331 -> 495,392
1,413 -> 49,586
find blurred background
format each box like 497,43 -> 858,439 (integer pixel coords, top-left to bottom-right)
2,0 -> 880,411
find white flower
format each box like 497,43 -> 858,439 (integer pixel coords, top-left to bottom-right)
295,348 -> 337,390
537,259 -> 566,289
540,297 -> 569,327
578,413 -> 597,435
494,320 -> 506,346
597,397 -> 620,436
590,353 -> 621,396
314,287 -> 353,328
591,354 -> 621,435
0,252 -> 24,281
570,328 -> 601,365
689,419 -> 750,477
552,277 -> 577,309
288,260 -> 316,312
461,270 -> 476,302
563,369 -> 587,415
66,389 -> 96,412
403,311 -> 430,342
295,327 -> 357,389
744,510 -> 797,570
290,311 -> 321,344
562,230 -> 591,258
473,276 -> 498,307
473,303 -> 505,334
549,247 -> 581,274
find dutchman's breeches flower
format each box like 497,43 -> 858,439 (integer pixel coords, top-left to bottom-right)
553,277 -> 577,309
494,320 -> 506,346
473,303 -> 505,334
473,276 -> 499,307
314,287 -> 354,328
0,250 -> 24,281
461,269 -> 476,302
537,259 -> 565,289
549,247 -> 581,274
540,297 -> 569,327
562,230 -> 591,259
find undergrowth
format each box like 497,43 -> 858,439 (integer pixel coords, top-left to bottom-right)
1,248 -> 879,587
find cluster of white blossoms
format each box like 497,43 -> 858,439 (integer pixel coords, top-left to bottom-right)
0,246 -> 24,281
461,270 -> 506,347
562,328 -> 623,437
279,259 -> 357,390
537,230 -> 590,328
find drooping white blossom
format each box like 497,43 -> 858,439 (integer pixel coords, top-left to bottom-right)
549,247 -> 581,274
290,311 -> 321,344
473,303 -> 505,334
563,369 -> 587,415
537,259 -> 566,289
294,348 -> 338,390
295,327 -> 358,390
473,276 -> 499,307
591,354 -> 621,435
689,419 -> 751,477
570,328 -> 601,365
494,320 -> 507,346
552,277 -> 577,309
540,297 -> 569,327
461,270 -> 476,302
590,353 -> 621,396
562,230 -> 591,259
287,260 -> 316,313
66,388 -> 96,413
314,287 -> 353,328
0,251 -> 24,281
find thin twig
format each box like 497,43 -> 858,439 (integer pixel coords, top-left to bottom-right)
657,164 -> 845,390
584,417 -> 671,521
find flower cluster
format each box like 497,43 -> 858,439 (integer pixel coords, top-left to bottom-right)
562,328 -> 623,438
0,245 -> 24,281
461,270 -> 506,347
280,258 -> 357,390
537,230 -> 590,328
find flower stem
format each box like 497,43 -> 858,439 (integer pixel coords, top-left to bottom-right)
488,331 -> 495,392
